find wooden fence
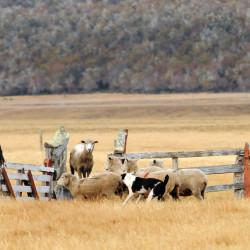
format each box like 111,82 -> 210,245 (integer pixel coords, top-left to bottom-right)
109,129 -> 250,198
0,126 -> 69,200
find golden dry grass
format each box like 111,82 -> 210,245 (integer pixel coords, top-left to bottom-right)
1,93 -> 250,249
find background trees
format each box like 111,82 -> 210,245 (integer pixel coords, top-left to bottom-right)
0,0 -> 249,95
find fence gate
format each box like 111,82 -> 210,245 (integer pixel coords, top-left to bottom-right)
0,163 -> 54,200
0,126 -> 69,200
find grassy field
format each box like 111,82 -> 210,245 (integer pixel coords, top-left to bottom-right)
1,93 -> 250,249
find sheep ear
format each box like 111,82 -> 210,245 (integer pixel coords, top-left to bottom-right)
81,140 -> 85,144
94,141 -> 98,144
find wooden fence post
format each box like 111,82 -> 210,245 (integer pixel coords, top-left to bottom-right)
234,154 -> 245,198
244,143 -> 250,197
43,148 -> 53,198
114,129 -> 128,164
172,157 -> 178,170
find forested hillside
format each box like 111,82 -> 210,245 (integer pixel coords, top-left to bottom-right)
0,0 -> 249,95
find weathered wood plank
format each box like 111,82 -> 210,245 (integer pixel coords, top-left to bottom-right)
17,197 -> 49,201
187,164 -> 244,175
16,169 -> 24,197
7,173 -> 52,182
5,162 -> 54,173
1,185 -> 50,193
0,196 -> 49,201
110,148 -> 244,159
206,183 -> 244,192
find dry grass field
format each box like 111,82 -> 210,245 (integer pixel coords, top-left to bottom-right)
1,93 -> 250,249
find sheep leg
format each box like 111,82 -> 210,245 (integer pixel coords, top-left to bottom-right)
193,191 -> 203,200
201,189 -> 206,199
70,165 -> 74,175
87,171 -> 91,177
123,193 -> 134,205
78,171 -> 82,179
163,193 -> 172,201
170,185 -> 180,200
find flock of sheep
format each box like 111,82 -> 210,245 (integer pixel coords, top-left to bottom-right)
57,139 -> 208,203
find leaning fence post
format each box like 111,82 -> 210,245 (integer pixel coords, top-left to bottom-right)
244,143 -> 250,197
1,168 -> 15,199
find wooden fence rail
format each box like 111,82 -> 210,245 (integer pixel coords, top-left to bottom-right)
109,129 -> 249,198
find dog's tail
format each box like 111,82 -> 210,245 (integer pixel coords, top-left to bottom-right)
163,175 -> 169,185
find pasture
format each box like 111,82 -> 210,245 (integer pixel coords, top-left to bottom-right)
1,93 -> 250,249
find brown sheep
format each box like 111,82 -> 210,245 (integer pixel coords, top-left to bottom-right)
69,139 -> 98,178
57,172 -> 123,199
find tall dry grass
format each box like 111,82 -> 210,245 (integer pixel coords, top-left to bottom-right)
1,93 -> 250,249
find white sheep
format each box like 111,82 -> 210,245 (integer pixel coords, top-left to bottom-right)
174,169 -> 208,200
149,159 -> 166,169
104,156 -> 124,174
150,160 -> 208,200
69,139 -> 98,178
57,172 -> 123,199
122,159 -> 139,173
123,159 -> 163,174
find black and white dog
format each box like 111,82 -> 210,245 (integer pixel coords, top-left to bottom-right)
121,173 -> 169,205
147,175 -> 170,203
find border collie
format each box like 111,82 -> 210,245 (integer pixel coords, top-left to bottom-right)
147,175 -> 169,203
121,173 -> 169,205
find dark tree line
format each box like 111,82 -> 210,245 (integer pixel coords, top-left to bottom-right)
0,0 -> 249,95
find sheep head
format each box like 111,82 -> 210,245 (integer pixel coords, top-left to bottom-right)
104,156 -> 123,172
149,159 -> 165,169
57,173 -> 77,187
123,159 -> 139,173
81,139 -> 98,153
